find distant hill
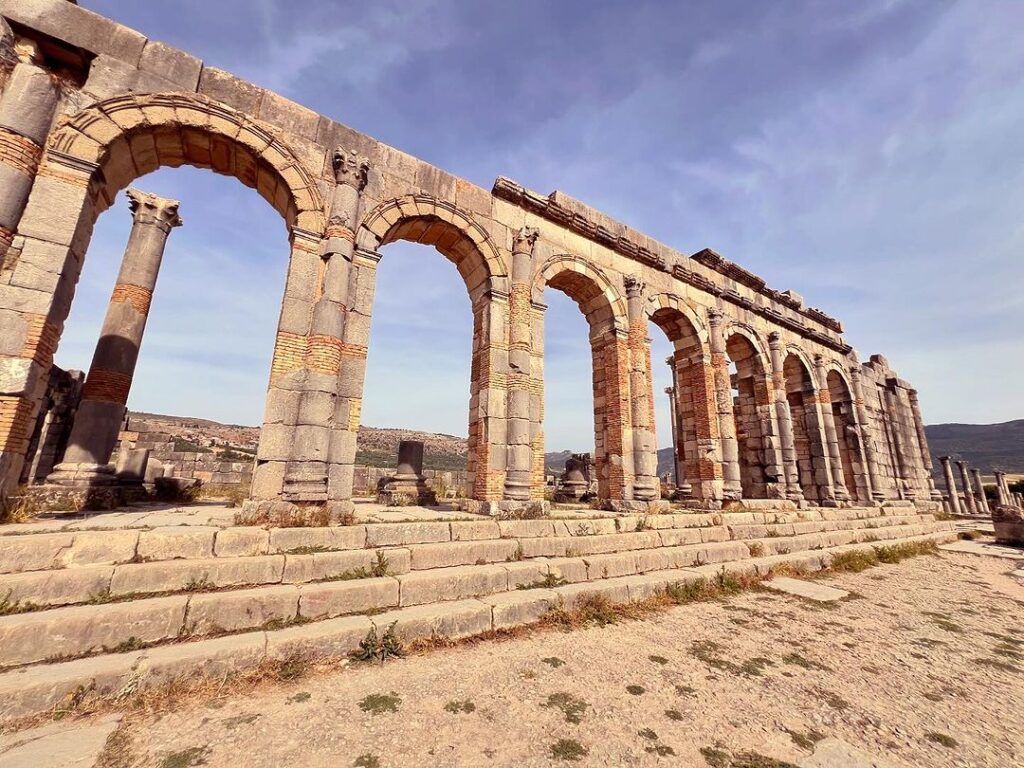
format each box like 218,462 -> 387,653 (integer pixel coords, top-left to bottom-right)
924,419 -> 1024,474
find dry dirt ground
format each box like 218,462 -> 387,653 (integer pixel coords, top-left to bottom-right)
87,550 -> 1024,767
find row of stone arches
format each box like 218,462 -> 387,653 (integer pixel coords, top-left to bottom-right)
1,88 -> 873,511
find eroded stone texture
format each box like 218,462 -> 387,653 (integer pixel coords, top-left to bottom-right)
0,2 -> 944,516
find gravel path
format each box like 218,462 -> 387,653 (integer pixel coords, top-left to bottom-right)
96,550 -> 1023,767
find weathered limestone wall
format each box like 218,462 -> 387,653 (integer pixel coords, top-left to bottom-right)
0,0 -> 941,514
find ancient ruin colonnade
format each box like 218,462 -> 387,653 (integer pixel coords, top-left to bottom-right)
0,1 -> 941,513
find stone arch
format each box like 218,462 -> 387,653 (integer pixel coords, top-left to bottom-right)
46,92 -> 327,233
535,255 -> 631,501
645,294 -> 717,501
783,350 -> 828,502
724,326 -> 773,499
358,194 -> 508,304
534,255 -> 628,335
827,367 -> 866,502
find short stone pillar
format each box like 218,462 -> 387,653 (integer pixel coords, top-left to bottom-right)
377,440 -> 437,506
971,468 -> 990,514
956,460 -> 977,515
48,189 -> 182,487
938,456 -> 962,515
555,453 -> 593,502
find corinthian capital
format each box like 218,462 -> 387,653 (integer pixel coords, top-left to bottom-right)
512,226 -> 539,254
332,148 -> 370,190
127,188 -> 182,232
623,274 -> 644,299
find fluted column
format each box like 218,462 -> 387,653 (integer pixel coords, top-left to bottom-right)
849,365 -> 884,501
957,460 -> 977,515
971,468 -> 990,514
708,309 -> 741,500
939,456 -> 962,515
504,226 -> 539,501
624,276 -> 658,501
767,333 -> 803,502
813,355 -> 850,502
0,37 -> 60,273
51,190 -> 181,483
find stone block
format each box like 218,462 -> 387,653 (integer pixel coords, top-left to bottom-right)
258,90 -> 320,141
373,600 -> 492,643
265,613 -> 371,660
138,40 -> 202,90
497,520 -> 557,539
552,581 -> 630,610
268,525 -> 366,553
198,67 -> 264,114
502,561 -> 548,589
450,520 -> 500,541
0,595 -> 187,667
108,555 -> 285,597
3,0 -> 148,65
136,527 -> 217,561
58,530 -> 139,568
483,589 -> 557,629
544,557 -> 588,583
701,541 -> 751,565
185,585 -> 299,635
407,539 -> 518,570
397,565 -> 508,607
0,565 -> 113,608
365,522 -> 451,547
213,527 -> 270,557
583,552 -> 638,580
0,532 -> 74,574
281,548 -> 409,583
657,528 -> 703,547
298,577 -> 398,619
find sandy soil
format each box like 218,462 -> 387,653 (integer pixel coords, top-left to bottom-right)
95,550 -> 1024,767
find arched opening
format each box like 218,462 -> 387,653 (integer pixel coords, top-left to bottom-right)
537,259 -> 629,502
8,94 -> 325,500
357,199 -> 507,503
783,353 -> 825,501
725,332 -> 771,499
649,304 -> 712,501
827,369 -> 862,502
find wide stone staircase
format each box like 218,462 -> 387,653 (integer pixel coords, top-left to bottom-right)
0,503 -> 955,722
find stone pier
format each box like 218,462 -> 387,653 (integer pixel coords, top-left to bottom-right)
47,190 -> 181,490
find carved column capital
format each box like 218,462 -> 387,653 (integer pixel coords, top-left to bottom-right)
332,148 -> 370,190
624,274 -> 645,299
767,331 -> 783,350
813,353 -> 827,369
127,188 -> 182,232
707,307 -> 725,327
512,226 -> 539,255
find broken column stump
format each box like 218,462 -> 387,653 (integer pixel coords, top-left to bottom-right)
377,441 -> 437,506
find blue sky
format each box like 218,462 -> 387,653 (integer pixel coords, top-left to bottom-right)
60,0 -> 1024,452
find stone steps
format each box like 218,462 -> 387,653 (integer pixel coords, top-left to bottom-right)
0,520 -> 953,671
0,527 -> 956,724
0,513 -> 937,611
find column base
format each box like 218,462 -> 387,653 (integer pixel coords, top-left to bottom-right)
22,483 -> 122,512
376,476 -> 437,507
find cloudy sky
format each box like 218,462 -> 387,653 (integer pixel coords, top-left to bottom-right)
60,0 -> 1023,453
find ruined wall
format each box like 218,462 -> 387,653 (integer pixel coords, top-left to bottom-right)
0,0 -> 940,512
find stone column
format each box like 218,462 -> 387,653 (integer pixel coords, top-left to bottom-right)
995,471 -> 1011,507
767,333 -> 803,502
882,387 -> 915,500
708,309 -> 741,500
624,276 -> 658,502
813,355 -> 850,502
956,460 -> 977,515
50,190 -> 181,484
503,226 -> 539,502
665,379 -> 679,488
971,468 -> 990,514
939,456 -> 962,515
849,365 -> 885,502
0,36 -> 60,274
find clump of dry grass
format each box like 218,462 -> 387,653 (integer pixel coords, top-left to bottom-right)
233,503 -> 331,528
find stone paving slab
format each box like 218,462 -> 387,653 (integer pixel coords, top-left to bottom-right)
762,576 -> 849,602
0,713 -> 122,768
939,539 -> 1024,560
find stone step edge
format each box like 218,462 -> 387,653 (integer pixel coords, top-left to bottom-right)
0,529 -> 957,725
0,511 -> 942,575
0,520 -> 950,614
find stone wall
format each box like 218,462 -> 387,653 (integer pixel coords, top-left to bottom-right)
0,0 -> 942,515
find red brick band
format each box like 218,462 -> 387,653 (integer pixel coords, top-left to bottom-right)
81,369 -> 133,405
110,283 -> 153,316
0,127 -> 42,177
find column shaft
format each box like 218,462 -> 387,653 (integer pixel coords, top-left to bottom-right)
503,227 -> 538,501
957,461 -> 977,515
939,457 -> 962,515
814,356 -> 850,501
708,309 -> 741,500
54,190 -> 181,477
767,334 -> 803,502
849,366 -> 884,501
624,277 -> 658,501
971,468 -> 990,514
907,390 -> 940,501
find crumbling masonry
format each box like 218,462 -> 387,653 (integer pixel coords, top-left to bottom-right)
0,1 -> 944,514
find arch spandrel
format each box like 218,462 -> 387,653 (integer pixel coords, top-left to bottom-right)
45,92 -> 327,234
